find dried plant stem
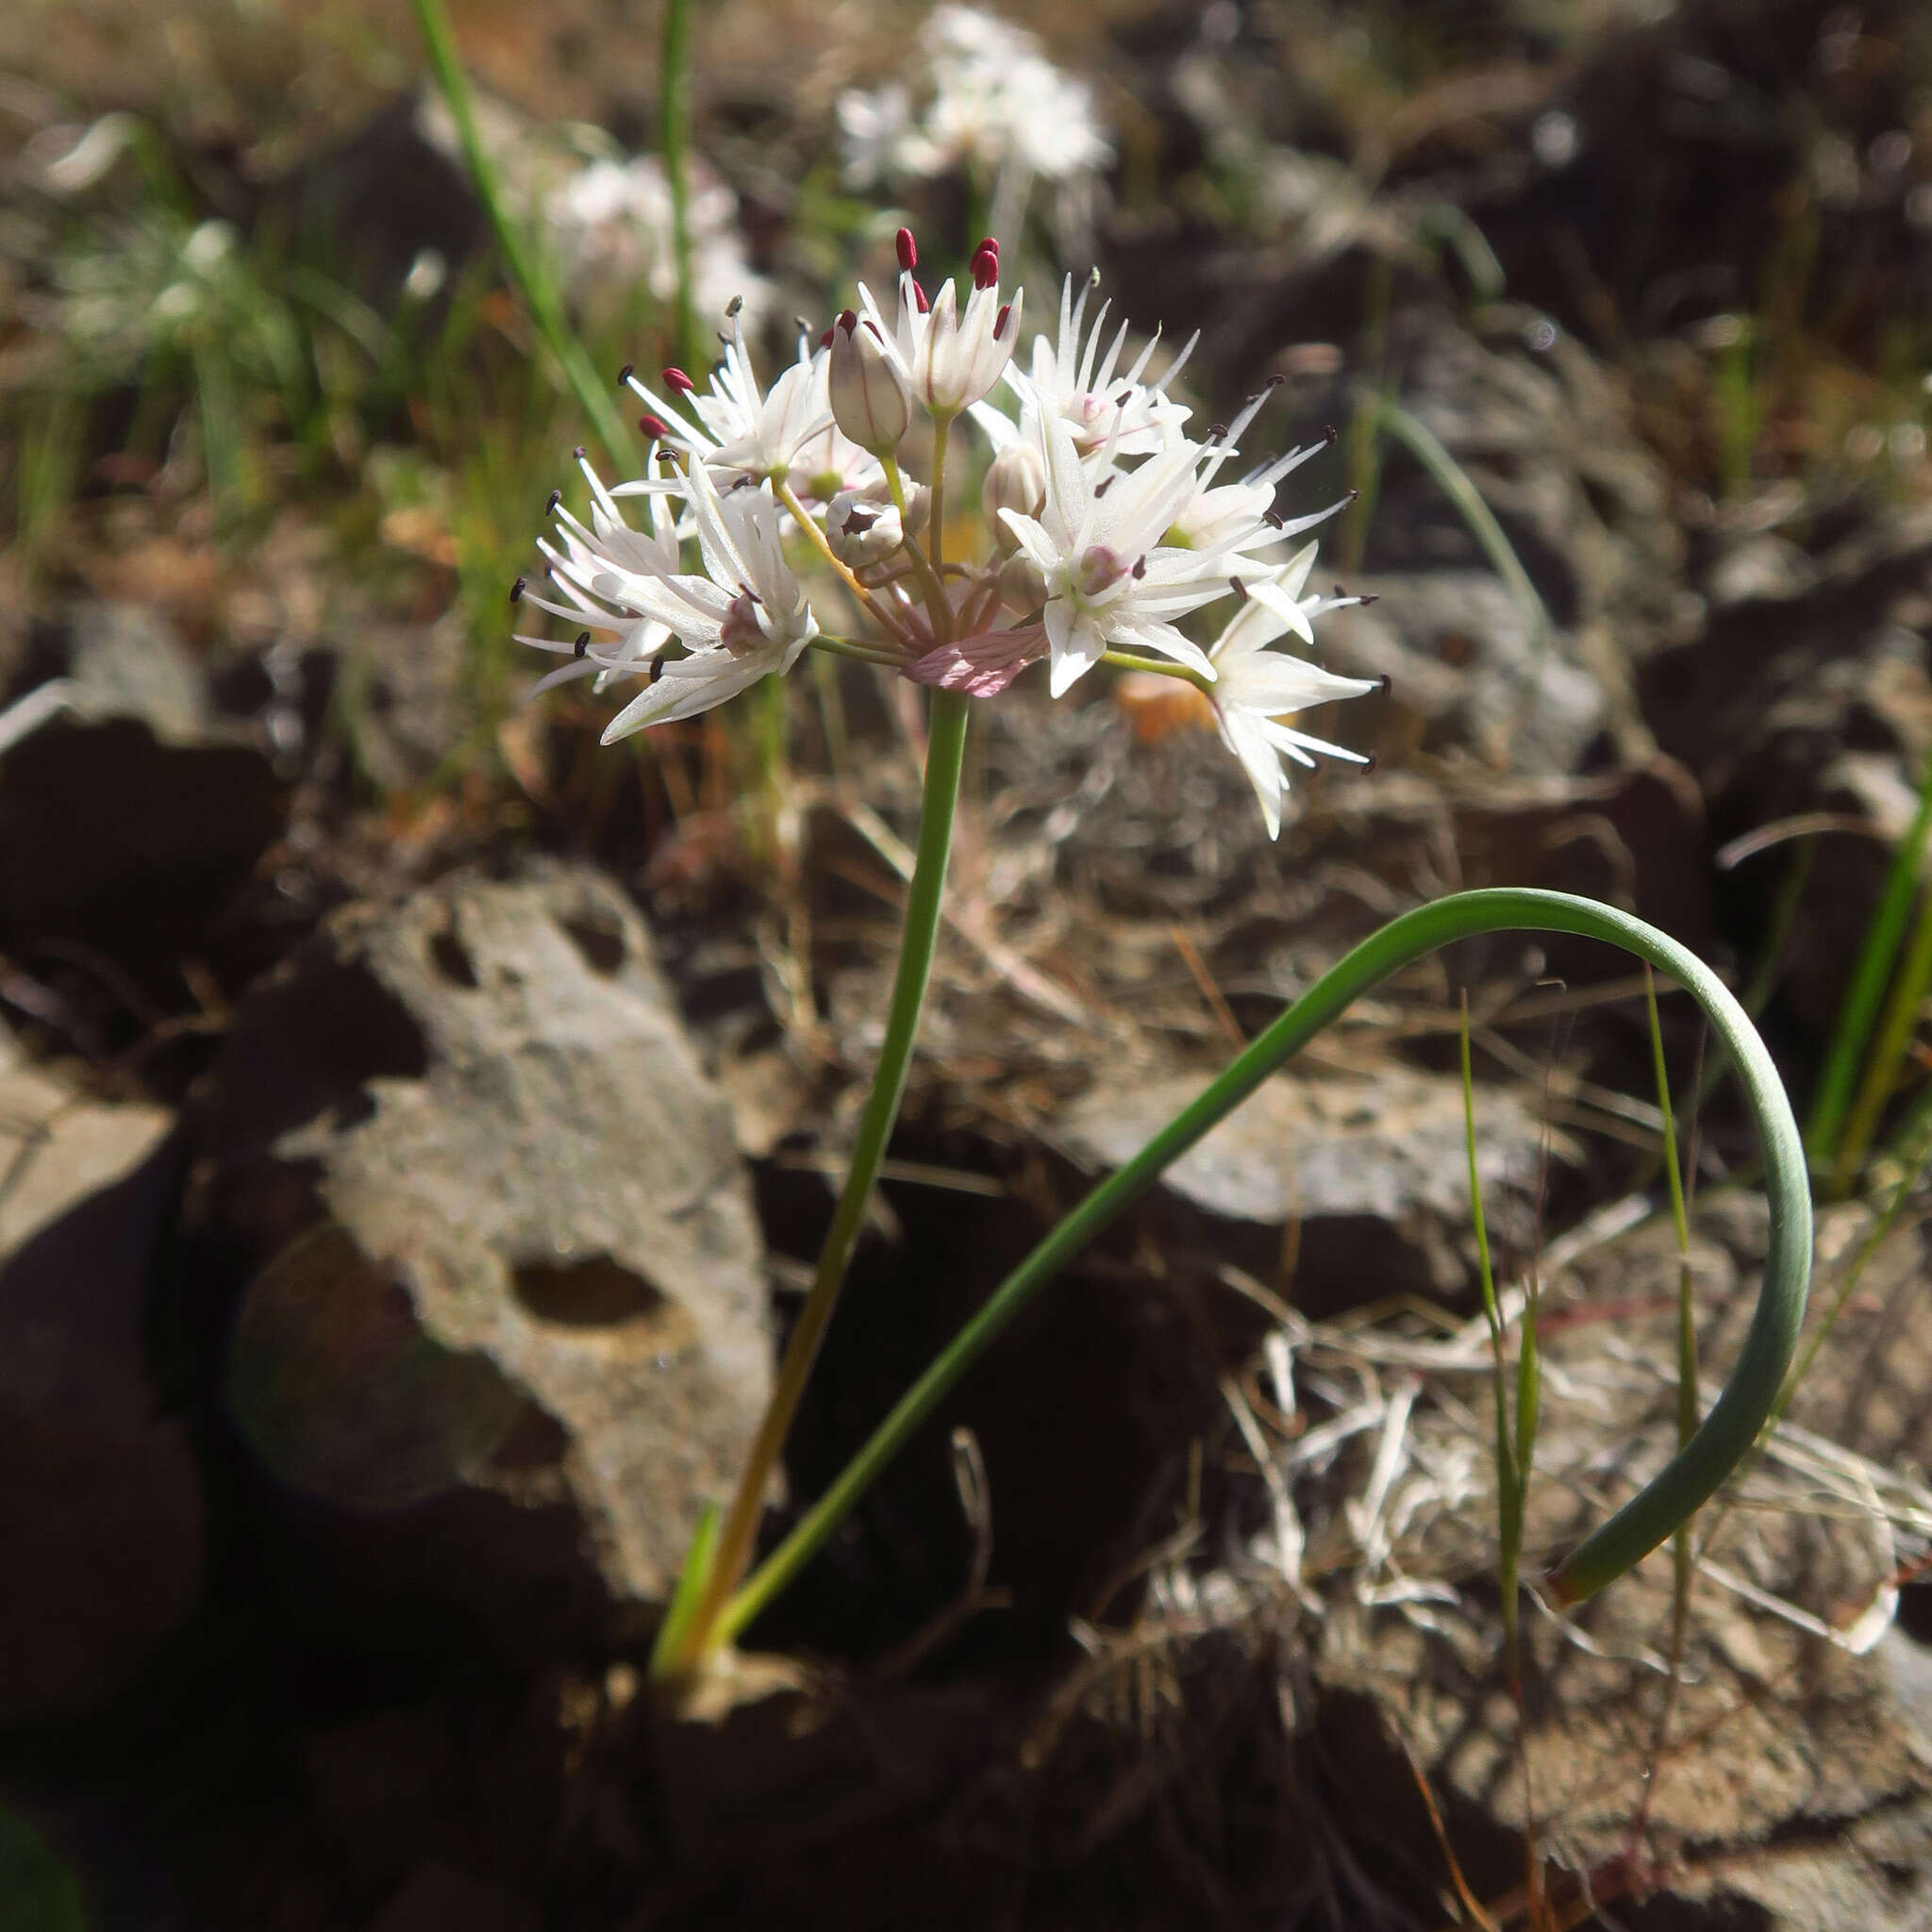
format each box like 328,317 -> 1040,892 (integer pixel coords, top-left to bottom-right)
663,688 -> 973,1672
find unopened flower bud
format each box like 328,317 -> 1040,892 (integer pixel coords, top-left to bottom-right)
982,442 -> 1046,540
827,311 -> 911,456
998,549 -> 1047,616
825,489 -> 905,569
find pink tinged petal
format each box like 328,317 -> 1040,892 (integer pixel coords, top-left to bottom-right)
905,625 -> 1047,695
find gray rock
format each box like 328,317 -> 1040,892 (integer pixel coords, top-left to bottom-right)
0,1061 -> 195,1724
188,862 -> 771,1642
1055,1067 -> 1553,1304
0,602 -> 282,969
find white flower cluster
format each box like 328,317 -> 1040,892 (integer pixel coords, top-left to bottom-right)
516,236 -> 1379,839
838,6 -> 1110,197
544,153 -> 770,333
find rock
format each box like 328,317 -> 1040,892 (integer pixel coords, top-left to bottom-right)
1319,306 -> 1690,774
1055,1066 -> 1554,1312
0,1057 -> 196,1723
1335,569 -> 1608,774
183,862 -> 771,1650
1638,504 -> 1932,1035
0,601 -> 283,978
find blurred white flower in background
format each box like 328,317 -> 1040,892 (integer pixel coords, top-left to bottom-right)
837,5 -> 1111,254
416,92 -> 770,330
545,153 -> 768,332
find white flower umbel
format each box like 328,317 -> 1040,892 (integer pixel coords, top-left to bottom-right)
998,415 -> 1239,697
1208,558 -> 1378,840
837,6 -> 1111,191
975,272 -> 1195,458
624,310 -> 832,488
581,459 -> 819,741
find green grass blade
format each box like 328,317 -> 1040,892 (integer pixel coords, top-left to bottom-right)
410,0 -> 637,470
1368,394 -> 1552,660
722,888 -> 1811,1641
1807,748 -> 1932,1173
659,0 -> 702,374
1829,874 -> 1932,1196
648,1503 -> 721,1677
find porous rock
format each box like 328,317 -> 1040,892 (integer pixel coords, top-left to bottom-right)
185,862 -> 771,1646
0,1044 -> 194,1724
1055,1067 -> 1552,1313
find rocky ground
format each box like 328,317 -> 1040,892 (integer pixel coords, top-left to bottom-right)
5,1 -> 1932,1926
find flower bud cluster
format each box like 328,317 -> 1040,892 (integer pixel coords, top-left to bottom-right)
515,238 -> 1380,837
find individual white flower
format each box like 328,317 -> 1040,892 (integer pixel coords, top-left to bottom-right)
826,308 -> 912,455
513,447 -> 679,696
998,414 -> 1226,696
1207,555 -> 1378,840
522,452 -> 817,739
974,272 -> 1195,459
857,238 -> 1022,416
1161,392 -> 1352,608
625,310 -> 832,488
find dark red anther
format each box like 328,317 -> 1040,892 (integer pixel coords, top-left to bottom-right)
837,308 -> 858,334
1207,423 -> 1226,441
618,362 -> 635,385
970,242 -> 1000,291
1360,752 -> 1377,773
1377,674 -> 1392,694
1092,474 -> 1113,497
509,575 -> 527,605
974,234 -> 998,258
819,326 -> 836,348
1261,508 -> 1283,529
649,655 -> 666,685
638,413 -> 670,440
912,281 -> 929,314
1131,556 -> 1147,579
662,367 -> 695,394
994,302 -> 1012,339
1358,593 -> 1380,607
1323,424 -> 1338,445
1229,576 -> 1247,603
574,445 -> 587,460
546,489 -> 562,514
574,631 -> 591,658
896,226 -> 918,273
